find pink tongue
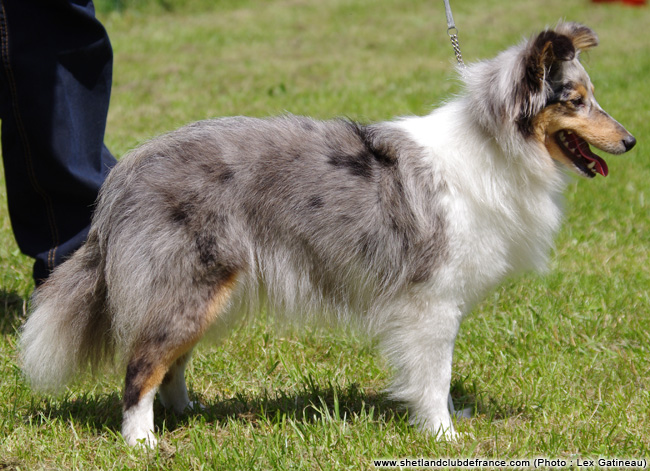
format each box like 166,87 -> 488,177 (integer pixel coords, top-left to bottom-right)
568,133 -> 608,177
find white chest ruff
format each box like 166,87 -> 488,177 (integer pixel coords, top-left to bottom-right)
397,106 -> 566,309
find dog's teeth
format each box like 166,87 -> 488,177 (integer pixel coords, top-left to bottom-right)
587,161 -> 596,170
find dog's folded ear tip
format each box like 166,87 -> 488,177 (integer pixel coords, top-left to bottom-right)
553,22 -> 600,52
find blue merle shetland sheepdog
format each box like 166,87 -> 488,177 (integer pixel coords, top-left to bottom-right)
20,22 -> 635,446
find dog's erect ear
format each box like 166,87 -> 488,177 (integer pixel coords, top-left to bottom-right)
554,22 -> 599,52
524,30 -> 575,92
515,30 -> 575,134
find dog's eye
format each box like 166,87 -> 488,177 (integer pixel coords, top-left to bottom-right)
570,97 -> 584,107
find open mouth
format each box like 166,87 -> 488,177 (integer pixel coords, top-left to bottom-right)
555,130 -> 608,178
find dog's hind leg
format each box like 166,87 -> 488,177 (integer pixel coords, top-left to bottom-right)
121,337 -> 203,447
120,274 -> 238,447
158,350 -> 195,414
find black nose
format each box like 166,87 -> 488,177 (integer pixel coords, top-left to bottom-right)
623,135 -> 636,152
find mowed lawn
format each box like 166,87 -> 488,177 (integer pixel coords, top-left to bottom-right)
0,0 -> 648,469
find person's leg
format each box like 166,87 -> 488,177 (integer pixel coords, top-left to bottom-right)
0,0 -> 117,283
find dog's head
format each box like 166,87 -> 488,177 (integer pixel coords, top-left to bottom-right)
520,22 -> 636,177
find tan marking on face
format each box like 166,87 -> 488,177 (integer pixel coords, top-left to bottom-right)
532,93 -> 632,168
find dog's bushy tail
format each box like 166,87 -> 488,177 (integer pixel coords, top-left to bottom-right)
19,231 -> 113,393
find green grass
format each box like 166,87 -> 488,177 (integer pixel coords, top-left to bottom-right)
1,0 -> 649,468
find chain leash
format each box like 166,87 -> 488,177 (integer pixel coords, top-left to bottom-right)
442,0 -> 465,68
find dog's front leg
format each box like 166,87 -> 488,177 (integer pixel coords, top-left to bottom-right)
382,302 -> 462,440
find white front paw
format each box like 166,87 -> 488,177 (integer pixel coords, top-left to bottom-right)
412,414 -> 457,441
123,427 -> 158,448
431,423 -> 458,441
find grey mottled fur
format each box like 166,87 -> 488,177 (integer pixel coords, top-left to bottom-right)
95,116 -> 447,339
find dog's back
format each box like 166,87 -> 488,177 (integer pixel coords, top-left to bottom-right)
95,115 -> 448,327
